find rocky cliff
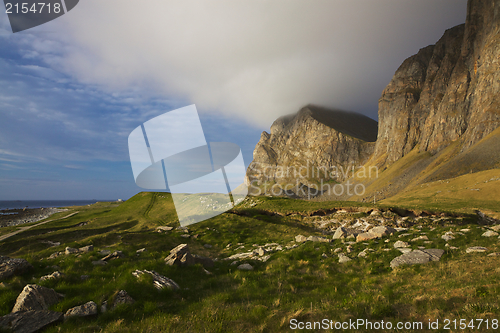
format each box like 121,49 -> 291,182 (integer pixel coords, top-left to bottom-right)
247,0 -> 500,202
374,0 -> 500,164
246,105 -> 377,197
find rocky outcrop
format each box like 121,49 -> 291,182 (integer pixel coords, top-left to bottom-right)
390,249 -> 445,269
374,0 -> 500,165
246,105 -> 377,197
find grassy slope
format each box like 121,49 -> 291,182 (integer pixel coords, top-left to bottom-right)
350,127 -> 500,217
0,193 -> 499,332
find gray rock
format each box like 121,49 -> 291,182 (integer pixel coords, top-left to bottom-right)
394,241 -> 410,248
92,260 -> 107,266
295,235 -> 307,242
64,301 -> 97,318
333,248 -> 342,254
487,252 -> 500,257
101,251 -> 124,261
481,230 -> 499,237
132,270 -> 180,290
12,284 -> 62,312
99,250 -> 111,256
39,271 -> 63,282
398,248 -> 413,254
0,257 -> 33,281
390,249 -> 444,268
237,263 -> 253,271
338,253 -> 352,263
0,310 -> 63,333
256,247 -> 266,256
165,244 -> 191,266
356,226 -> 396,242
307,235 -> 330,243
64,247 -> 78,255
78,245 -> 94,253
136,248 -> 147,254
411,235 -> 428,242
156,226 -> 173,232
203,244 -> 213,248
112,290 -> 135,309
466,246 -> 488,253
321,253 -> 328,258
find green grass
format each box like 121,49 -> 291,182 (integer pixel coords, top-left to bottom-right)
0,193 -> 499,332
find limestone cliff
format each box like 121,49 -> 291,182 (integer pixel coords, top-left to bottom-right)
374,0 -> 500,164
246,105 -> 377,196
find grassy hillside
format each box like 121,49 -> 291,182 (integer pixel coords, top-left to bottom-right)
0,193 -> 499,332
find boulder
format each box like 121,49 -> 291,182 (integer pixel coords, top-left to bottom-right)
237,263 -> 253,271
132,270 -> 180,290
39,271 -> 63,282
481,230 -> 498,237
295,235 -> 307,242
112,290 -> 135,309
466,246 -> 488,253
338,253 -> 351,263
12,284 -> 62,312
165,244 -> 191,266
0,310 -> 63,333
356,226 -> 396,242
390,249 -> 444,269
156,226 -> 173,233
393,241 -> 410,248
101,251 -> 124,261
64,247 -> 78,255
78,245 -> 94,253
64,301 -> 97,318
332,227 -> 348,239
0,256 -> 33,281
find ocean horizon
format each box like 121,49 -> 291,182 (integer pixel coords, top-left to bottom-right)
0,200 -> 119,210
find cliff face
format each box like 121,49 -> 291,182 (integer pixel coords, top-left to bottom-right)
246,105 -> 377,196
246,0 -> 500,201
374,0 -> 500,164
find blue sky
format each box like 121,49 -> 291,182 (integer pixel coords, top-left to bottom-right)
0,1 -> 467,200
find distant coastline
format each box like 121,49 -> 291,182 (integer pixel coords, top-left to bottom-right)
0,200 -> 117,210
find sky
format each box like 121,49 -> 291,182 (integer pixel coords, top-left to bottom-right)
0,0 -> 467,200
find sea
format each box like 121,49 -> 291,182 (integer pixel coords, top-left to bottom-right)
0,200 -> 117,210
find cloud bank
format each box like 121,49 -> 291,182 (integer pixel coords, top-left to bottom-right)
44,0 -> 468,125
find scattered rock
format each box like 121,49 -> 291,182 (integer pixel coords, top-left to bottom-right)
112,290 -> 135,309
333,248 -> 342,254
78,245 -> 94,253
490,225 -> 500,232
64,247 -> 78,255
390,249 -> 444,269
165,244 -> 190,266
132,270 -> 180,290
346,245 -> 353,253
39,271 -> 63,282
295,235 -> 307,242
237,263 -> 253,271
180,234 -> 190,238
203,244 -> 213,249
487,252 -> 500,257
398,248 -> 413,254
0,310 -> 63,333
101,251 -> 124,261
321,253 -> 328,258
394,241 -> 410,248
136,248 -> 147,254
99,250 -> 111,256
481,230 -> 498,237
338,253 -> 351,263
460,228 -> 470,232
466,246 -> 488,253
332,227 -> 348,239
48,252 -> 61,260
12,284 -> 63,312
64,301 -> 97,318
0,256 -> 33,281
256,247 -> 266,256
